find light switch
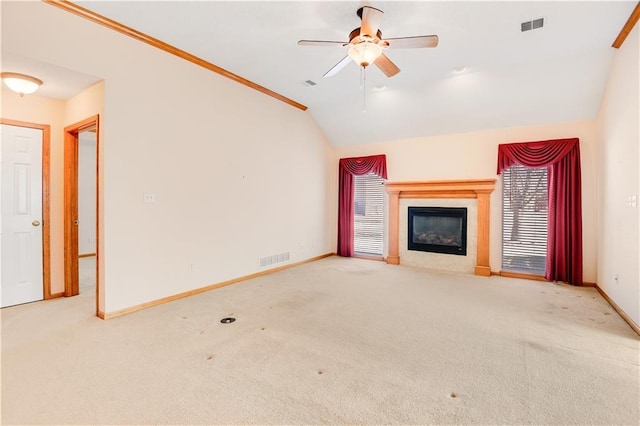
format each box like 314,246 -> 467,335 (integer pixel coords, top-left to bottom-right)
143,192 -> 155,203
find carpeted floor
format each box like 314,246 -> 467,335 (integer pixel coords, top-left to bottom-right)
1,256 -> 638,425
79,256 -> 96,290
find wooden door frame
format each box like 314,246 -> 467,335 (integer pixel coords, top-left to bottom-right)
0,118 -> 52,299
64,115 -> 100,316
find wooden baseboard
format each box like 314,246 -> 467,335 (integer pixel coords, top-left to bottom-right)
47,292 -> 65,300
386,256 -> 400,265
474,266 -> 491,277
497,270 -> 548,282
594,284 -> 640,336
101,253 -> 335,319
353,254 -> 384,261
79,253 -> 96,258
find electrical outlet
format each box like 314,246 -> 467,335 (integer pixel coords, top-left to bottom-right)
143,192 -> 155,203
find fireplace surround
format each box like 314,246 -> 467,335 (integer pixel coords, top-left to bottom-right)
384,179 -> 496,276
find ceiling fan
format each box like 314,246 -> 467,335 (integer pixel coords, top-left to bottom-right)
298,6 -> 439,78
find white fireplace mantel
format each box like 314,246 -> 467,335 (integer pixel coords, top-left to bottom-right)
384,179 -> 496,276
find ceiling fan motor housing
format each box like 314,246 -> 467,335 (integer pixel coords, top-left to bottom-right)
349,28 -> 383,44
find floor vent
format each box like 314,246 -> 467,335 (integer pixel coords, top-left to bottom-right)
259,251 -> 290,268
521,17 -> 544,32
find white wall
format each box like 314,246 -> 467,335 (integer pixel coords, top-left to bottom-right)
2,2 -> 337,314
78,132 -> 96,255
335,120 -> 599,283
596,24 -> 640,327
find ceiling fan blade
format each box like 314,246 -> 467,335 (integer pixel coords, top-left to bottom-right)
360,6 -> 384,38
384,35 -> 439,49
323,56 -> 352,78
374,53 -> 400,78
298,40 -> 348,47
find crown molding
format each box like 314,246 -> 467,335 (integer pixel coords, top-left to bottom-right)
42,0 -> 308,111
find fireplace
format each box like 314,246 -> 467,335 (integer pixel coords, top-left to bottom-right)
408,207 -> 468,256
384,180 -> 495,275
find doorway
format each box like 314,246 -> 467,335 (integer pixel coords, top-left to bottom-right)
0,119 -> 51,308
64,115 -> 100,316
78,127 -> 97,295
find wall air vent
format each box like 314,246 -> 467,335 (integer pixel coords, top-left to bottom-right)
302,80 -> 317,87
259,251 -> 290,268
521,17 -> 544,32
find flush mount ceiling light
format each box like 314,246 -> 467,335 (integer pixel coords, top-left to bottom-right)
1,72 -> 43,96
452,65 -> 468,74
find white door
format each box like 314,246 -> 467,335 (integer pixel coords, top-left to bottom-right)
1,124 -> 44,308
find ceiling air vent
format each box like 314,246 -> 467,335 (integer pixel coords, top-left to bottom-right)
302,80 -> 317,87
521,17 -> 544,32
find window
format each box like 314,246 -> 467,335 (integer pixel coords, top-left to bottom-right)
502,164 -> 548,275
353,172 -> 384,256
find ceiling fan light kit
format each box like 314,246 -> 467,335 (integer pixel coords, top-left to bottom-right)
1,72 -> 43,96
348,41 -> 383,67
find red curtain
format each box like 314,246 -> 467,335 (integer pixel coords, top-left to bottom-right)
497,138 -> 582,285
338,155 -> 387,257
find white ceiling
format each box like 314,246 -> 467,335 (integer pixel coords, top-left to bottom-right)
2,52 -> 102,101
4,1 -> 636,147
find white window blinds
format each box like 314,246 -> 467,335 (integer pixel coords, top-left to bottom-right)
354,172 -> 384,256
502,164 -> 548,275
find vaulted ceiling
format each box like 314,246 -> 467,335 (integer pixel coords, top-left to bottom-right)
3,1 -> 636,146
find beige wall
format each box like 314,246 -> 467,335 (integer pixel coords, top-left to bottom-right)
335,120 -> 599,282
1,88 -> 66,294
596,24 -> 639,327
5,1 -> 629,321
2,2 -> 337,314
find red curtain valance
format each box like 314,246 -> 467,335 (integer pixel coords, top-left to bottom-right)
497,138 -> 579,173
340,154 -> 388,179
338,154 -> 387,257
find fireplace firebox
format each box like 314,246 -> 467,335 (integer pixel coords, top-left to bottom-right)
408,207 -> 467,256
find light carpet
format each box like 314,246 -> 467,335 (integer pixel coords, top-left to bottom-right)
1,256 -> 638,425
